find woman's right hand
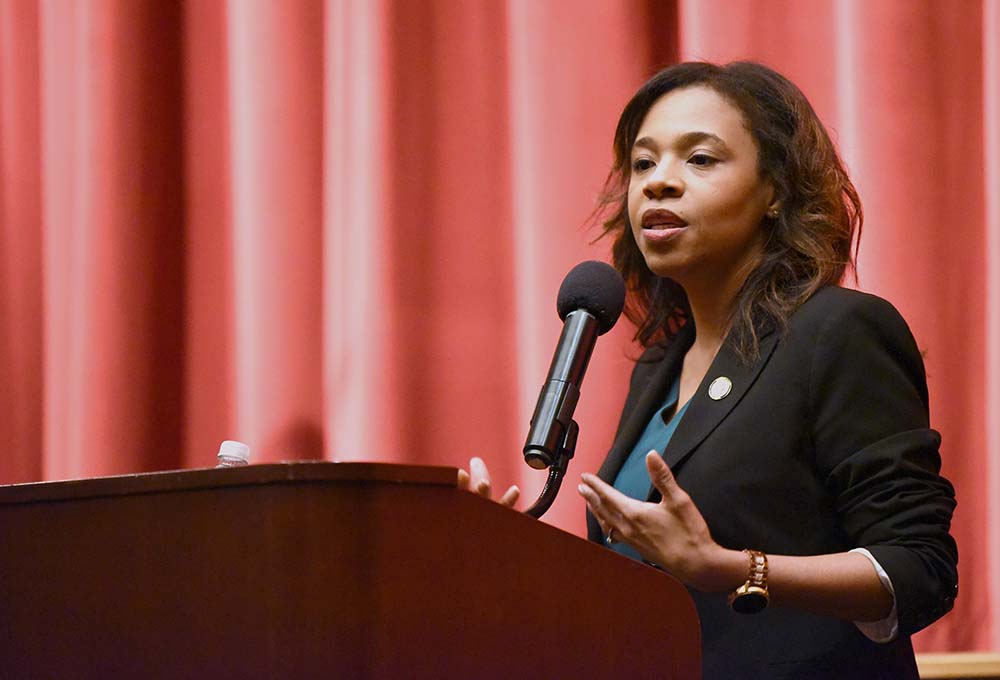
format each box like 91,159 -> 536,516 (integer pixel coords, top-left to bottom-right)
457,456 -> 520,508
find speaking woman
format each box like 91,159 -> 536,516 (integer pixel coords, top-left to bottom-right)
466,61 -> 957,679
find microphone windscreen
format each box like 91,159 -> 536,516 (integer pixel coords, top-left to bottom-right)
556,261 -> 626,335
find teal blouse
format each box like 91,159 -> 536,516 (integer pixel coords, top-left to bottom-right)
609,376 -> 690,562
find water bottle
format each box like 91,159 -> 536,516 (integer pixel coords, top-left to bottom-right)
216,440 -> 250,467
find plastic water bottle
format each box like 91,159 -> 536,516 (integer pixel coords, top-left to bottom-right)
216,440 -> 250,467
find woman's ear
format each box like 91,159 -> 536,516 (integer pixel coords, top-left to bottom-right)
761,180 -> 779,219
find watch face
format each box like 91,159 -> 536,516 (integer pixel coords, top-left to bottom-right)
732,591 -> 768,615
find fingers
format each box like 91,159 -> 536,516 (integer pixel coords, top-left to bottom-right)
459,458 -> 519,508
456,460 -> 489,496
578,472 -> 618,507
578,473 -> 628,532
498,485 -> 520,508
470,456 -> 492,497
578,482 -> 612,531
645,451 -> 678,498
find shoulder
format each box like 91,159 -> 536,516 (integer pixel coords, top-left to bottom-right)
791,286 -> 912,335
788,287 -> 922,364
791,286 -> 929,412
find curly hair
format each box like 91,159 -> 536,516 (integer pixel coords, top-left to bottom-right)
598,61 -> 862,362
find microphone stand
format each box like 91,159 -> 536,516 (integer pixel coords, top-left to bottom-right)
524,420 -> 578,519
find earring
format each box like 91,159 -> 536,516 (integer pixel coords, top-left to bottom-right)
766,206 -> 779,219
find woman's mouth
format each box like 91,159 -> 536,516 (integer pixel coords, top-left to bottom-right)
641,209 -> 687,242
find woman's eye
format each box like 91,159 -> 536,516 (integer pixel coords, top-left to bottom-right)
631,158 -> 655,172
688,153 -> 717,167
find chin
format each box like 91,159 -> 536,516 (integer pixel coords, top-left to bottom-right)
641,254 -> 688,281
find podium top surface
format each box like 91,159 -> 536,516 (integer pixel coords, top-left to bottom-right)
0,461 -> 458,505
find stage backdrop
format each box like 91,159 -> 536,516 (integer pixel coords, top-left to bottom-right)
1,0 -> 997,652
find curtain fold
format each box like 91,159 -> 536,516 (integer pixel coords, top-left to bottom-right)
0,0 -> 42,482
227,0 -> 325,458
182,0 -> 235,469
324,0 -> 392,463
984,0 -> 1000,654
0,0 -> 995,651
36,0 -> 187,477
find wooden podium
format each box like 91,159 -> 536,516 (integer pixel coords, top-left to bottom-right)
0,463 -> 700,679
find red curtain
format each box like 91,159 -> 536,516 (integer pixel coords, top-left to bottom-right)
0,0 -> 996,652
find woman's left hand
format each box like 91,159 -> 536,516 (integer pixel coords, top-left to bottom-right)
578,451 -> 732,592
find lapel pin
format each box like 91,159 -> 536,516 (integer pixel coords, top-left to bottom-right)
708,376 -> 733,401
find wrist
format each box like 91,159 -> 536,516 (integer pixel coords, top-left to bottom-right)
689,546 -> 747,592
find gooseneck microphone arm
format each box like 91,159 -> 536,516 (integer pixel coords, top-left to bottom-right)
524,419 -> 578,518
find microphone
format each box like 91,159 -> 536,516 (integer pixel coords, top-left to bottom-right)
523,261 -> 626,470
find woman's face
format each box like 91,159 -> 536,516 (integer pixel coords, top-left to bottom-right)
627,85 -> 774,289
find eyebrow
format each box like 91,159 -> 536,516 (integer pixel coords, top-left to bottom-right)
632,131 -> 729,153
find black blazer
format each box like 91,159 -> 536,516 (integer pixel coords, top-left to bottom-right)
587,286 -> 958,679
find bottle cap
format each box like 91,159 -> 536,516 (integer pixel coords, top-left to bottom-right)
218,440 -> 250,462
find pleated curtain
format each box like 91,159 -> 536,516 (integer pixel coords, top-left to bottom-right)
1,0 -> 997,651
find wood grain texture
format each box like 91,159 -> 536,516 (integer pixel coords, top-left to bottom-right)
0,462 -> 700,679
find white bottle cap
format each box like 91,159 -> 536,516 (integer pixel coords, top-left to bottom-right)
218,440 -> 250,462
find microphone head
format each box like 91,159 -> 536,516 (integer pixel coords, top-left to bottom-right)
556,261 -> 626,335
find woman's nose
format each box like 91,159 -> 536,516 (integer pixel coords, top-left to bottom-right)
643,166 -> 683,199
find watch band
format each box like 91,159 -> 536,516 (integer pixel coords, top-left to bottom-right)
727,549 -> 769,614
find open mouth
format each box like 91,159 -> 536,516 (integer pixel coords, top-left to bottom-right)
641,209 -> 687,230
640,209 -> 687,243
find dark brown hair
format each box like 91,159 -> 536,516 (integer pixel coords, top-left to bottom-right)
599,61 -> 862,361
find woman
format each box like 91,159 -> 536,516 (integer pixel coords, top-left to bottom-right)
463,61 -> 957,679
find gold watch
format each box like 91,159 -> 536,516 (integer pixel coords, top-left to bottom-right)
727,549 -> 769,614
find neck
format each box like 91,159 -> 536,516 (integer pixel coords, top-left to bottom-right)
686,291 -> 732,356
681,259 -> 756,354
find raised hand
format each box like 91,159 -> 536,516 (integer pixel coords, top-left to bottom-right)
457,456 -> 520,508
578,451 -> 731,592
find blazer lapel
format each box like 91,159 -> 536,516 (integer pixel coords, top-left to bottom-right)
597,324 -> 694,484
660,330 -> 780,474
